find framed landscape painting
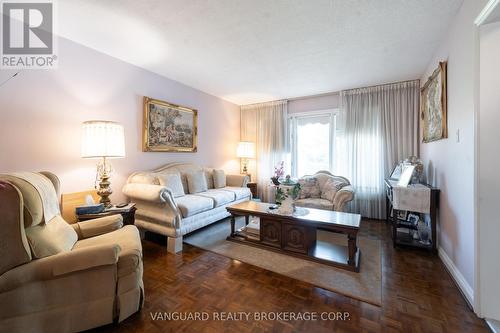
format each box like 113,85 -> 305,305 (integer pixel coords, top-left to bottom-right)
421,61 -> 447,143
143,97 -> 198,152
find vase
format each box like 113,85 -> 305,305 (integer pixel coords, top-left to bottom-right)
417,220 -> 431,245
277,196 -> 295,215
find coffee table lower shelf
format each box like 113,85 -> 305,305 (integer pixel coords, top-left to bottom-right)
227,228 -> 361,272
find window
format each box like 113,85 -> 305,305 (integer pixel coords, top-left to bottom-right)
289,110 -> 338,177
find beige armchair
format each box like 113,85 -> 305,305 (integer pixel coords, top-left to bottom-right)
294,171 -> 355,212
0,172 -> 144,333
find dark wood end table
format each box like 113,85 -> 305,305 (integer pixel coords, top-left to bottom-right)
247,182 -> 258,199
77,203 -> 137,225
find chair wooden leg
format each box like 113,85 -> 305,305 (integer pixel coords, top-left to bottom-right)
167,236 -> 183,253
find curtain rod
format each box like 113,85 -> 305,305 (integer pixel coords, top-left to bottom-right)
341,79 -> 420,92
239,78 -> 420,107
240,99 -> 288,108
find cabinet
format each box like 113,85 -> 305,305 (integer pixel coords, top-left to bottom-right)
385,179 -> 439,252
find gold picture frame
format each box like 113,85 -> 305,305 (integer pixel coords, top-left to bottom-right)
143,97 -> 198,152
421,61 -> 448,143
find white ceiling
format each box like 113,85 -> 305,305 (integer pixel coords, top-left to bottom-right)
58,0 -> 463,105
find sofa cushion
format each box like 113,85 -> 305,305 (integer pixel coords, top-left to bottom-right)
157,173 -> 185,197
203,168 -> 215,189
194,189 -> 234,207
25,215 -> 78,259
73,225 -> 142,278
186,171 -> 208,194
212,169 -> 226,188
321,177 -> 349,201
298,176 -> 320,199
222,186 -> 251,200
175,195 -> 214,217
295,198 -> 333,211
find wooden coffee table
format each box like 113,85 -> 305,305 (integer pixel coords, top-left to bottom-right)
226,201 -> 361,272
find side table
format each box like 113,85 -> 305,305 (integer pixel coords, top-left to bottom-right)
77,203 -> 137,225
247,182 -> 258,199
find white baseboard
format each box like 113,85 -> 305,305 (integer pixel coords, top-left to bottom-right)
487,319 -> 500,333
438,247 -> 474,306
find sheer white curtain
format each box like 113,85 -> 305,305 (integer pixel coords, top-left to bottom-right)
339,80 -> 419,219
241,100 -> 288,202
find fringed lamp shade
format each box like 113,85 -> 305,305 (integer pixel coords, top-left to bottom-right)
236,141 -> 255,159
81,120 -> 125,207
81,121 -> 125,158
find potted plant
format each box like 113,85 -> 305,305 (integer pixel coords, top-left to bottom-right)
275,176 -> 301,215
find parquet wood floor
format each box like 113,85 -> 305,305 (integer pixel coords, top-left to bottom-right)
91,219 -> 489,333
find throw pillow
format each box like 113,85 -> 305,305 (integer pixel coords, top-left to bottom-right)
130,172 -> 160,185
321,177 -> 348,201
203,168 -> 215,189
157,173 -> 185,197
25,215 -> 78,259
298,176 -> 320,199
213,169 -> 226,188
186,171 -> 208,194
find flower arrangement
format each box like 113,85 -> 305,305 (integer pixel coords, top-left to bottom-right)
274,161 -> 285,179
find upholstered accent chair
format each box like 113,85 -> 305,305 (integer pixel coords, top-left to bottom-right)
122,162 -> 251,253
0,172 -> 144,333
295,171 -> 355,212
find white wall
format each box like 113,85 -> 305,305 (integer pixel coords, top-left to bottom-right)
0,37 -> 241,202
479,20 -> 500,321
419,0 -> 488,300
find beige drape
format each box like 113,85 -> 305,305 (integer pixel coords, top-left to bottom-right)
339,80 -> 419,219
241,100 -> 288,201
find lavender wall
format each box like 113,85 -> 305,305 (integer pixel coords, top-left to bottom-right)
419,0 -> 487,298
0,37 -> 241,201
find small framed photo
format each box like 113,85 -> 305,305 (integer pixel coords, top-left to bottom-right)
407,213 -> 420,225
397,165 -> 415,187
396,210 -> 408,220
390,163 -> 403,180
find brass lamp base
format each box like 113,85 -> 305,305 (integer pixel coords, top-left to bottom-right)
97,174 -> 113,208
96,157 -> 113,208
241,158 -> 249,174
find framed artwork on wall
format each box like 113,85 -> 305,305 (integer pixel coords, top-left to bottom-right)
143,97 -> 198,152
421,61 -> 447,143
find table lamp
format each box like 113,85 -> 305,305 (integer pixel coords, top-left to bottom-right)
81,121 -> 125,207
236,141 -> 255,175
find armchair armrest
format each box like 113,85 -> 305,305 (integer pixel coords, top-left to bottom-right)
72,215 -> 123,239
0,244 -> 120,292
52,244 -> 120,276
226,174 -> 250,187
122,183 -> 173,203
333,185 -> 355,212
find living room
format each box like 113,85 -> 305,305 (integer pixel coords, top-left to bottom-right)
1,0 -> 500,332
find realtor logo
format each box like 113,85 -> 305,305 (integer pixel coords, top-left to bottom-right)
1,1 -> 57,69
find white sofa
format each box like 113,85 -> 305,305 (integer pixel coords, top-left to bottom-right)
122,163 -> 251,253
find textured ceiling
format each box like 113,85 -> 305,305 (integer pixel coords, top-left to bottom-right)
58,0 -> 463,105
